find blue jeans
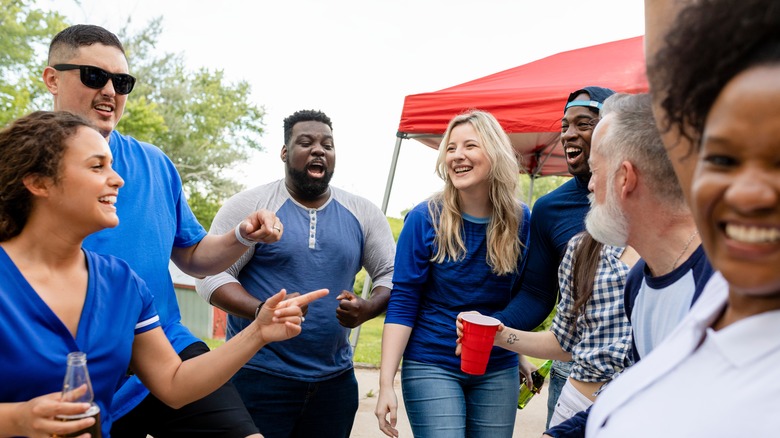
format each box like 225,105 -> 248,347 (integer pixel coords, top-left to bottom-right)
401,360 -> 519,438
231,367 -> 358,438
546,360 -> 573,429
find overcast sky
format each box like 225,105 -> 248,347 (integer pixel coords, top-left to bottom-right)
39,0 -> 645,217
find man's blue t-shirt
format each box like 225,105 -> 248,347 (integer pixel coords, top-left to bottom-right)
233,197 -> 373,379
82,130 -> 206,418
197,180 -> 397,381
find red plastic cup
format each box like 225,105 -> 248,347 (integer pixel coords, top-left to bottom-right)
460,313 -> 501,375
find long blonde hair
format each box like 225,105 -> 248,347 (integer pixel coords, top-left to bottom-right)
428,110 -> 524,275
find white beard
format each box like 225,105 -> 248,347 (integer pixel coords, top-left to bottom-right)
585,179 -> 629,247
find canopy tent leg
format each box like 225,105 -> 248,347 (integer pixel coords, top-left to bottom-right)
350,135 -> 404,352
380,135 -> 404,214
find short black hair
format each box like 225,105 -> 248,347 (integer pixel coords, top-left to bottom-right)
48,24 -> 125,64
283,110 -> 332,145
651,0 -> 780,149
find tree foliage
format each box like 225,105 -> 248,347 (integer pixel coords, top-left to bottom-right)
0,5 -> 265,228
352,216 -> 403,297
386,216 -> 404,240
0,0 -> 68,126
117,18 -> 265,228
518,174 -> 571,207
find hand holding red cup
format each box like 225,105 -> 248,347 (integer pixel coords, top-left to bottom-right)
459,313 -> 501,375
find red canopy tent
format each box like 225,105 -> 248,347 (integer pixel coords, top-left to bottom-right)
379,36 -> 649,213
356,37 -> 649,348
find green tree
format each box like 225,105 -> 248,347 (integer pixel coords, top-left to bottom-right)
386,216 -> 404,240
518,174 -> 570,207
1,9 -> 265,229
117,18 -> 265,228
352,216 -> 403,297
0,0 -> 68,126
518,174 -> 570,330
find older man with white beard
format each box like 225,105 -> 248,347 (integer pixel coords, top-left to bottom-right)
543,93 -> 714,438
584,92 -> 714,361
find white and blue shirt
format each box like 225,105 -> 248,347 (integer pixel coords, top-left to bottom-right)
197,179 -> 396,381
624,245 -> 713,361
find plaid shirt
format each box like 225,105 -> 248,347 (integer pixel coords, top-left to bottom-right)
550,234 -> 634,383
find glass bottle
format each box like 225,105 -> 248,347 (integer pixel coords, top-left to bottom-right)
61,352 -> 93,403
517,359 -> 553,409
54,352 -> 101,437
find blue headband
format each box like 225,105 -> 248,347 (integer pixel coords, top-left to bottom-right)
565,100 -> 603,111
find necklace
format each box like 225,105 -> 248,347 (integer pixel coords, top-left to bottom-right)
670,230 -> 699,271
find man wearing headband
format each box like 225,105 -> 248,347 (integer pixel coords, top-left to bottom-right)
43,24 -> 278,438
493,86 -> 615,427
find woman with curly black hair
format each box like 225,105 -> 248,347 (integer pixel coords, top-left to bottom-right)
585,1 -> 780,436
0,111 -> 325,438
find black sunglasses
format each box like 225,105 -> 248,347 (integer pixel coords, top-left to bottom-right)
53,64 -> 136,95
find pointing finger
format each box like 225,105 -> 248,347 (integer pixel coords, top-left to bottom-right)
291,289 -> 329,306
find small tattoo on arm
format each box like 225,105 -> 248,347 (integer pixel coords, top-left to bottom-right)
507,334 -> 518,344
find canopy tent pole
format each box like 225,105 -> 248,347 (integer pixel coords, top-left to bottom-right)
526,140 -> 571,206
534,141 -> 561,176
380,135 -> 405,214
525,149 -> 547,205
350,134 -> 405,351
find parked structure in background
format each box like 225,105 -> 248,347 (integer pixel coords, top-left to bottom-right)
171,263 -> 227,340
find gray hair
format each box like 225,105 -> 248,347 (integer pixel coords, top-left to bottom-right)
599,93 -> 686,209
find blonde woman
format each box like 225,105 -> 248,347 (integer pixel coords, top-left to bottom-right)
375,110 -> 530,437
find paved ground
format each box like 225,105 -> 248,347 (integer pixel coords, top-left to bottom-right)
351,366 -> 550,438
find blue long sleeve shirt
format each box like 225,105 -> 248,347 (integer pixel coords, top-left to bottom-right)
385,201 -> 531,373
493,176 -> 590,330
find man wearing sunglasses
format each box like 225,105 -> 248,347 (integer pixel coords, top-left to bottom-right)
42,24 -> 273,438
52,64 -> 137,95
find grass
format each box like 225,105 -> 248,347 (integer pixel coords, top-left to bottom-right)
203,338 -> 225,350
352,315 -> 384,366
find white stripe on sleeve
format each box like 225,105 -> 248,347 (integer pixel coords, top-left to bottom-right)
135,315 -> 160,330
